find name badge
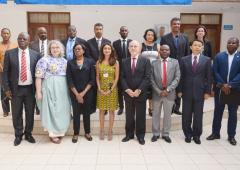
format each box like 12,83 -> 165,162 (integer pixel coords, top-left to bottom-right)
103,73 -> 109,78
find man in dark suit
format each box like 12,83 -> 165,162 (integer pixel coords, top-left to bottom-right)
3,32 -> 41,146
113,26 -> 132,115
161,17 -> 190,115
29,27 -> 48,58
29,27 -> 48,115
61,25 -> 90,60
207,37 -> 240,146
121,40 -> 151,145
178,39 -> 212,144
87,23 -> 111,63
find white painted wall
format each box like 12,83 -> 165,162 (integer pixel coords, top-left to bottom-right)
0,1 -> 239,52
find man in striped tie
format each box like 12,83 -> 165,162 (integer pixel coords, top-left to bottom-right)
3,32 -> 41,146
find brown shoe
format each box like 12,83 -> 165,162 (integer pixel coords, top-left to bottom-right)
84,134 -> 93,141
3,112 -> 9,117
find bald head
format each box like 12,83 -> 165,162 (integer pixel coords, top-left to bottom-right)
119,26 -> 129,39
17,32 -> 30,50
67,25 -> 77,39
227,37 -> 239,55
160,44 -> 170,59
37,27 -> 47,41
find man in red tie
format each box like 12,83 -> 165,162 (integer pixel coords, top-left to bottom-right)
151,45 -> 180,143
178,39 -> 212,144
3,32 -> 41,146
121,40 -> 151,145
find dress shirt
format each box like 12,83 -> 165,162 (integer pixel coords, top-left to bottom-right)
191,54 -> 200,65
18,48 -> 33,85
66,37 -> 76,60
39,39 -> 48,57
227,50 -> 237,82
130,55 -> 138,68
95,37 -> 103,49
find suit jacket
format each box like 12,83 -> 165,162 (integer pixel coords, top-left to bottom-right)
29,40 -> 42,53
161,33 -> 190,60
178,54 -> 212,101
151,58 -> 181,101
113,39 -> 132,66
61,37 -> 90,58
3,48 -> 41,94
213,51 -> 240,91
87,37 -> 111,63
121,55 -> 151,101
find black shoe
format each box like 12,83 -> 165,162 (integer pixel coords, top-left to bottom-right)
228,137 -> 237,146
14,137 -> 22,146
117,108 -> 123,115
3,112 -> 9,117
25,135 -> 36,143
173,110 -> 182,115
122,136 -> 134,142
148,108 -> 153,117
162,136 -> 172,143
185,137 -> 191,143
72,135 -> 78,143
151,135 -> 159,142
193,137 -> 201,144
104,110 -> 108,115
206,134 -> 220,140
138,138 -> 145,145
36,110 -> 40,115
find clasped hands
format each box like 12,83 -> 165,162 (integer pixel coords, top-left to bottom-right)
221,84 -> 231,95
99,89 -> 111,96
160,90 -> 169,97
126,89 -> 141,98
75,91 -> 85,104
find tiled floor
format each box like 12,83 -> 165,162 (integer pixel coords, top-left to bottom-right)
0,119 -> 240,170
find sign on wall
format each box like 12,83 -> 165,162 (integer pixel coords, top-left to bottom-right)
14,0 -> 192,5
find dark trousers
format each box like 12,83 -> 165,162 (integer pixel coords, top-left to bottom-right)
72,101 -> 90,135
118,83 -> 124,110
125,98 -> 146,139
174,95 -> 181,112
182,98 -> 204,138
212,89 -> 238,138
11,85 -> 35,138
1,87 -> 10,113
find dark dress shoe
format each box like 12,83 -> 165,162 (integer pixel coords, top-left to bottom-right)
151,135 -> 159,142
173,110 -> 182,115
3,112 -> 9,117
206,134 -> 220,140
104,110 -> 108,115
14,137 -> 22,146
148,108 -> 153,117
162,136 -> 172,143
72,135 -> 78,143
117,108 -> 123,115
122,136 -> 134,142
25,135 -> 36,143
138,138 -> 145,145
228,137 -> 237,146
185,137 -> 191,143
36,110 -> 40,115
85,134 -> 93,141
193,137 -> 201,144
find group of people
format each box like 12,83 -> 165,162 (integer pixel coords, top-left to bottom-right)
0,17 -> 239,147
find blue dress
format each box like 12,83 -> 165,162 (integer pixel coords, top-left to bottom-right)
35,56 -> 71,137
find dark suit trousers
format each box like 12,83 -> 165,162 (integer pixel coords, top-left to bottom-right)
117,82 -> 124,110
174,95 -> 181,112
1,87 -> 10,113
182,98 -> 204,138
212,89 -> 238,138
72,100 -> 90,135
125,97 -> 146,139
11,85 -> 35,138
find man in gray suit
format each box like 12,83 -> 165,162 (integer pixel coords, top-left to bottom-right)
151,45 -> 180,143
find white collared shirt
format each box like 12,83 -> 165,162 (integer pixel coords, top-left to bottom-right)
18,48 -> 33,85
227,50 -> 238,82
120,38 -> 128,47
39,39 -> 48,57
191,54 -> 200,65
161,57 -> 169,79
131,55 -> 138,68
95,37 -> 103,48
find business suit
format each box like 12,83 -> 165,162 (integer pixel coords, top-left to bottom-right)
113,39 -> 132,110
87,37 -> 111,63
161,33 -> 190,113
211,51 -> 240,138
29,40 -> 41,53
151,58 -> 180,137
61,37 -> 90,58
178,54 -> 212,138
121,56 -> 151,139
3,48 -> 40,138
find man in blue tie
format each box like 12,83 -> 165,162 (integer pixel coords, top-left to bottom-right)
207,37 -> 240,146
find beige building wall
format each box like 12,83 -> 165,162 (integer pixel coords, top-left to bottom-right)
0,1 -> 239,52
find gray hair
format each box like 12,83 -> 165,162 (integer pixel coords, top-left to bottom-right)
47,40 -> 65,58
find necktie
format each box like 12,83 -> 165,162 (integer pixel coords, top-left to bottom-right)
122,39 -> 127,59
40,41 -> 44,57
131,58 -> 136,74
192,56 -> 198,73
162,59 -> 167,88
20,51 -> 27,82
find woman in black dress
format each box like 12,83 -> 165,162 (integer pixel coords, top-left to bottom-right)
66,43 -> 96,143
194,25 -> 212,59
